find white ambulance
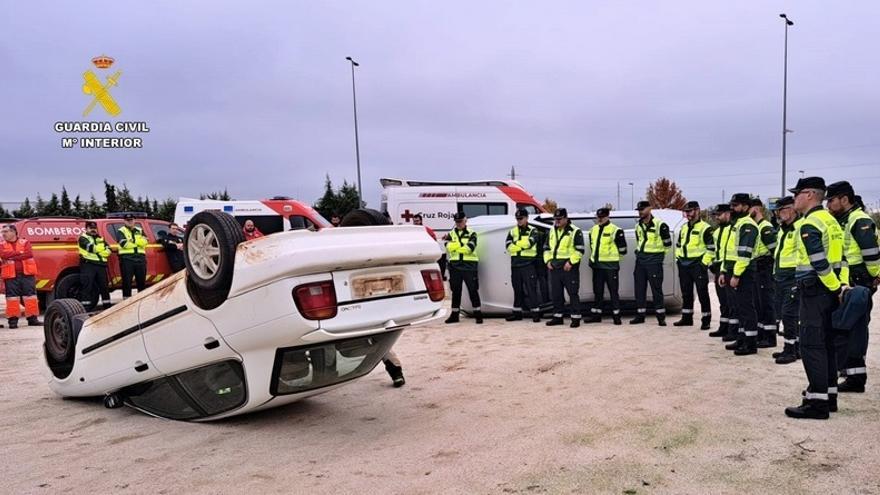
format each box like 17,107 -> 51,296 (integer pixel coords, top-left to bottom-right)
379,178 -> 545,233
174,197 -> 330,234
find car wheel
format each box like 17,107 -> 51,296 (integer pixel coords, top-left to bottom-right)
43,299 -> 86,370
339,208 -> 391,227
54,272 -> 82,302
183,210 -> 245,310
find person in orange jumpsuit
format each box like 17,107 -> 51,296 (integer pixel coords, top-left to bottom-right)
1,225 -> 42,329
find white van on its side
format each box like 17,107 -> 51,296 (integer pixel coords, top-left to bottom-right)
379,178 -> 545,233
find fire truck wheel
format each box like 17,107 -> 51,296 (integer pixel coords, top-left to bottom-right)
339,208 -> 391,227
54,272 -> 82,302
43,299 -> 86,367
184,211 -> 245,309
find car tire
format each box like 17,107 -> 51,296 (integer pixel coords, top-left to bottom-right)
339,208 -> 391,227
183,210 -> 245,310
43,299 -> 86,374
54,272 -> 82,302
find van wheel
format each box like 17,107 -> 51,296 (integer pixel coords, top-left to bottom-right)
54,272 -> 82,302
340,208 -> 392,227
184,211 -> 245,310
44,299 -> 86,371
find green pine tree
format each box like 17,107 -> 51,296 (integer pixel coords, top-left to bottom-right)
104,180 -> 118,213
60,186 -> 72,216
14,198 -> 35,218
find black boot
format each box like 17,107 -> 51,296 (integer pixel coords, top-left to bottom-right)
838,377 -> 866,393
384,362 -> 405,388
612,315 -> 622,325
734,337 -> 757,356
444,312 -> 460,324
629,314 -> 646,325
531,311 -> 542,323
474,311 -> 483,324
700,315 -> 711,330
722,326 -> 740,342
725,338 -> 741,351
545,317 -> 564,326
673,314 -> 693,327
505,312 -> 523,322
774,344 -> 798,365
829,393 -> 838,413
7,317 -> 18,329
570,318 -> 581,328
657,314 -> 667,327
102,301 -> 112,310
785,399 -> 830,420
708,323 -> 727,338
584,314 -> 602,324
27,316 -> 43,326
756,329 -> 776,348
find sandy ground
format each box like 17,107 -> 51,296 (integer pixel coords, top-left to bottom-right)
2,290 -> 879,495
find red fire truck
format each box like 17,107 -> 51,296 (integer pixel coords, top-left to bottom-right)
7,214 -> 174,308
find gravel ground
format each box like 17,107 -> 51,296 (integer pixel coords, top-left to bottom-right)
1,291 -> 879,495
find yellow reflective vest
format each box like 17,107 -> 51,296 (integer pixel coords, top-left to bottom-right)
676,220 -> 711,261
796,207 -> 844,291
544,225 -> 584,265
78,233 -> 111,264
118,225 -> 148,256
446,228 -> 479,263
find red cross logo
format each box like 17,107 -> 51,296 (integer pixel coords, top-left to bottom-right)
400,209 -> 416,223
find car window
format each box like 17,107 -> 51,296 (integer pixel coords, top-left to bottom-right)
459,202 -> 508,219
234,216 -> 284,235
272,331 -> 400,395
176,361 -> 246,416
107,222 -> 147,243
123,361 -> 246,420
149,222 -> 169,241
289,215 -> 317,231
516,203 -> 541,215
123,377 -> 201,420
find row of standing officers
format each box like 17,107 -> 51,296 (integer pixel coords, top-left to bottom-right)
440,176 -> 878,420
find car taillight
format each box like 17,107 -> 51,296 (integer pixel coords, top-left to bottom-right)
293,281 -> 337,320
421,269 -> 445,302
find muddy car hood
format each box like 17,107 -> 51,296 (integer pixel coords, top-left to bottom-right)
228,225 -> 442,297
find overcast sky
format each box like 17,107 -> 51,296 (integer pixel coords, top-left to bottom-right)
2,1 -> 879,213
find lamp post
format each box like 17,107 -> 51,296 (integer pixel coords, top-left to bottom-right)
628,182 -> 634,209
345,56 -> 363,207
779,13 -> 794,196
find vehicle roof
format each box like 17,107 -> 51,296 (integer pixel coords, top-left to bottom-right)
467,209 -> 685,228
13,216 -> 165,223
380,177 -> 528,189
177,197 -> 310,205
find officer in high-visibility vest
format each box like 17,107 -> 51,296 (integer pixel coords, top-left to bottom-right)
116,214 -> 149,299
719,193 -> 761,356
505,208 -> 541,322
826,180 -> 879,393
785,177 -> 845,420
544,208 -> 585,328
0,225 -> 42,328
78,221 -> 112,310
444,212 -> 483,324
586,207 -> 627,325
674,201 -> 714,329
630,201 -> 672,326
708,204 -> 735,339
749,198 -> 778,348
770,196 -> 801,365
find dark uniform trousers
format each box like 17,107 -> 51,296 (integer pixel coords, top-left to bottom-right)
511,263 -> 539,312
120,254 -> 147,298
724,283 -> 740,339
798,277 -> 840,397
80,262 -> 110,309
678,262 -> 710,316
550,264 -> 581,318
712,266 -> 731,331
634,261 -> 664,314
754,257 -> 777,335
775,278 -> 799,346
835,269 -> 873,385
733,268 -> 760,341
449,265 -> 481,311
534,259 -> 550,305
591,268 -> 620,314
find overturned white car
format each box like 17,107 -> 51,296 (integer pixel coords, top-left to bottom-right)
460,210 -> 685,315
42,210 -> 445,421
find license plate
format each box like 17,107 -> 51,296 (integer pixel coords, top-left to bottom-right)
351,274 -> 405,299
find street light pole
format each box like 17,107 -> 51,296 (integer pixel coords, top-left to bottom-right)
628,182 -> 634,209
779,14 -> 794,196
345,56 -> 363,207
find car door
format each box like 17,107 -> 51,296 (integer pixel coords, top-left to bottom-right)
138,276 -> 240,375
